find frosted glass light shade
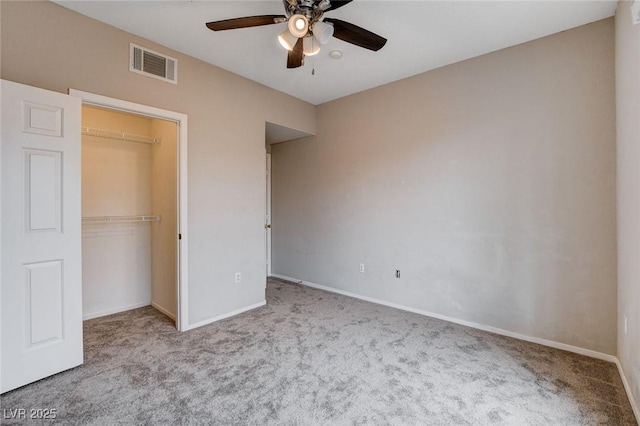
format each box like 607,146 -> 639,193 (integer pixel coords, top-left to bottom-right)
313,20 -> 334,45
278,29 -> 298,51
288,14 -> 309,38
303,36 -> 320,56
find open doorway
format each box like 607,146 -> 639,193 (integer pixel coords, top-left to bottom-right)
265,122 -> 313,279
71,89 -> 189,331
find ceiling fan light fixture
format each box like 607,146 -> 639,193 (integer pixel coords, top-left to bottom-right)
303,36 -> 320,56
313,20 -> 334,45
205,0 -> 387,70
288,14 -> 309,38
278,29 -> 298,51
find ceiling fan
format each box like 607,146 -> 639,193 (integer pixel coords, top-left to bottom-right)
206,0 -> 387,69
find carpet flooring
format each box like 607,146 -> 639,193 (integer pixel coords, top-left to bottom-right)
1,278 -> 636,425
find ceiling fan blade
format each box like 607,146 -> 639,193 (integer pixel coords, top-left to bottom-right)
323,18 -> 387,51
206,15 -> 286,31
325,1 -> 354,11
287,38 -> 304,69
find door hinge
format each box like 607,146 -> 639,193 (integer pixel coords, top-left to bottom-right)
178,233 -> 182,240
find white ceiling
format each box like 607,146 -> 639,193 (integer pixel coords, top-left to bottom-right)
54,0 -> 617,105
266,122 -> 313,144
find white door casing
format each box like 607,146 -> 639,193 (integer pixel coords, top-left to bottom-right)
266,153 -> 272,277
69,89 -> 189,332
1,80 -> 83,393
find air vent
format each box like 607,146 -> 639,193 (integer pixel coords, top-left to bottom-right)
129,43 -> 177,84
632,0 -> 640,25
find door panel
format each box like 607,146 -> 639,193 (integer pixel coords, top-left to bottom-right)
1,79 -> 83,393
23,103 -> 63,137
25,260 -> 64,346
26,150 -> 63,232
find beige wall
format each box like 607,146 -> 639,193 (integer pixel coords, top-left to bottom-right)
616,1 -> 640,412
1,0 -> 626,368
0,1 -> 316,326
151,118 -> 178,319
273,19 -> 617,354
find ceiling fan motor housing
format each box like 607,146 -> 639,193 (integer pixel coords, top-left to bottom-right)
283,0 -> 325,22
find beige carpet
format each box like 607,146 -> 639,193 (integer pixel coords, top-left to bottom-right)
1,278 -> 636,425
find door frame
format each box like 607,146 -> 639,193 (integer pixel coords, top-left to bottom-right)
69,89 -> 189,332
266,152 -> 272,277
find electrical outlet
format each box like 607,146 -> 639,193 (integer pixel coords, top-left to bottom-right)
359,264 -> 365,273
395,270 -> 401,279
235,272 -> 241,283
624,315 -> 628,335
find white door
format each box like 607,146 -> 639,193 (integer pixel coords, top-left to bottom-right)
1,80 -> 83,393
266,153 -> 272,276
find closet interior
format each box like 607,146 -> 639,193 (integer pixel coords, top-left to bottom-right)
81,105 -> 178,325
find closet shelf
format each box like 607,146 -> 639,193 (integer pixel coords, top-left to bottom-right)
82,215 -> 162,225
82,127 -> 161,145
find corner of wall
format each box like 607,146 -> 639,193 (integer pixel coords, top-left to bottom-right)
615,0 -> 640,419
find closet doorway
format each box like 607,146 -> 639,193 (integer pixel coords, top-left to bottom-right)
71,89 -> 188,331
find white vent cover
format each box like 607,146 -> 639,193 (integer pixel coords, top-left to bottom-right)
129,43 -> 177,84
632,0 -> 640,25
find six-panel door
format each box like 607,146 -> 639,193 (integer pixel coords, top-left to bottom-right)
1,79 -> 83,393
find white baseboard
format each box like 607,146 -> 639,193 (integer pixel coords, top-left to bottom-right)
151,301 -> 176,320
270,274 -> 616,363
83,301 -> 150,320
615,360 -> 640,423
184,301 -> 266,331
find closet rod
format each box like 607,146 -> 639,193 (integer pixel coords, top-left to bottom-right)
82,215 -> 162,225
82,127 -> 161,145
